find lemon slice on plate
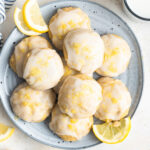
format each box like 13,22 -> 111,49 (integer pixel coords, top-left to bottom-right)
0,123 -> 15,142
14,7 -> 40,36
23,0 -> 48,33
93,117 -> 131,144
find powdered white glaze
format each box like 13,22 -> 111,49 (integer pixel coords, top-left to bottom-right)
23,48 -> 64,90
49,105 -> 93,140
58,75 -> 102,118
95,77 -> 131,121
12,36 -> 51,77
64,29 -> 104,74
53,58 -> 78,94
96,34 -> 131,77
49,8 -> 91,50
11,83 -> 56,122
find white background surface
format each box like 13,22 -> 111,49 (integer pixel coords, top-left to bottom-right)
0,0 -> 150,150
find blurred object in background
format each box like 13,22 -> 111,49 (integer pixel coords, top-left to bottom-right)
0,0 -> 6,24
122,0 -> 150,22
0,33 -> 3,49
0,0 -> 16,49
4,0 -> 16,10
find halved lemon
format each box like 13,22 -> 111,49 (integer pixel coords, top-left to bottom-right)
92,117 -> 131,144
23,0 -> 48,33
0,123 -> 15,142
14,7 -> 40,36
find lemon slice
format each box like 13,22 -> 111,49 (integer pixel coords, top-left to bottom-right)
23,0 -> 48,33
93,117 -> 131,144
0,123 -> 15,142
14,7 -> 40,36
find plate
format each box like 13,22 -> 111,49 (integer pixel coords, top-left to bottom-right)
0,0 -> 143,149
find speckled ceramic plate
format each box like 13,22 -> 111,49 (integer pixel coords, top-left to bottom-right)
0,0 -> 143,149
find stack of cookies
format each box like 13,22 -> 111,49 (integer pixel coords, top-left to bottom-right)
10,7 -> 132,141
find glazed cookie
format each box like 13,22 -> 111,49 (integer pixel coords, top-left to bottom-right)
58,74 -> 102,118
48,7 -> 91,50
96,34 -> 131,77
49,105 -> 93,141
95,77 -> 131,121
54,58 -> 78,94
10,36 -> 52,77
10,83 -> 56,122
63,29 -> 104,74
23,48 -> 64,90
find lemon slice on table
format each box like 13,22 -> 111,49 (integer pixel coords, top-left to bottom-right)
93,117 -> 131,144
0,123 -> 15,142
23,0 -> 48,33
14,7 -> 40,36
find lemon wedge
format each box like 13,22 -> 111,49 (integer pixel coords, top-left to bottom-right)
0,123 -> 15,142
23,0 -> 48,33
92,117 -> 131,144
14,7 -> 40,36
